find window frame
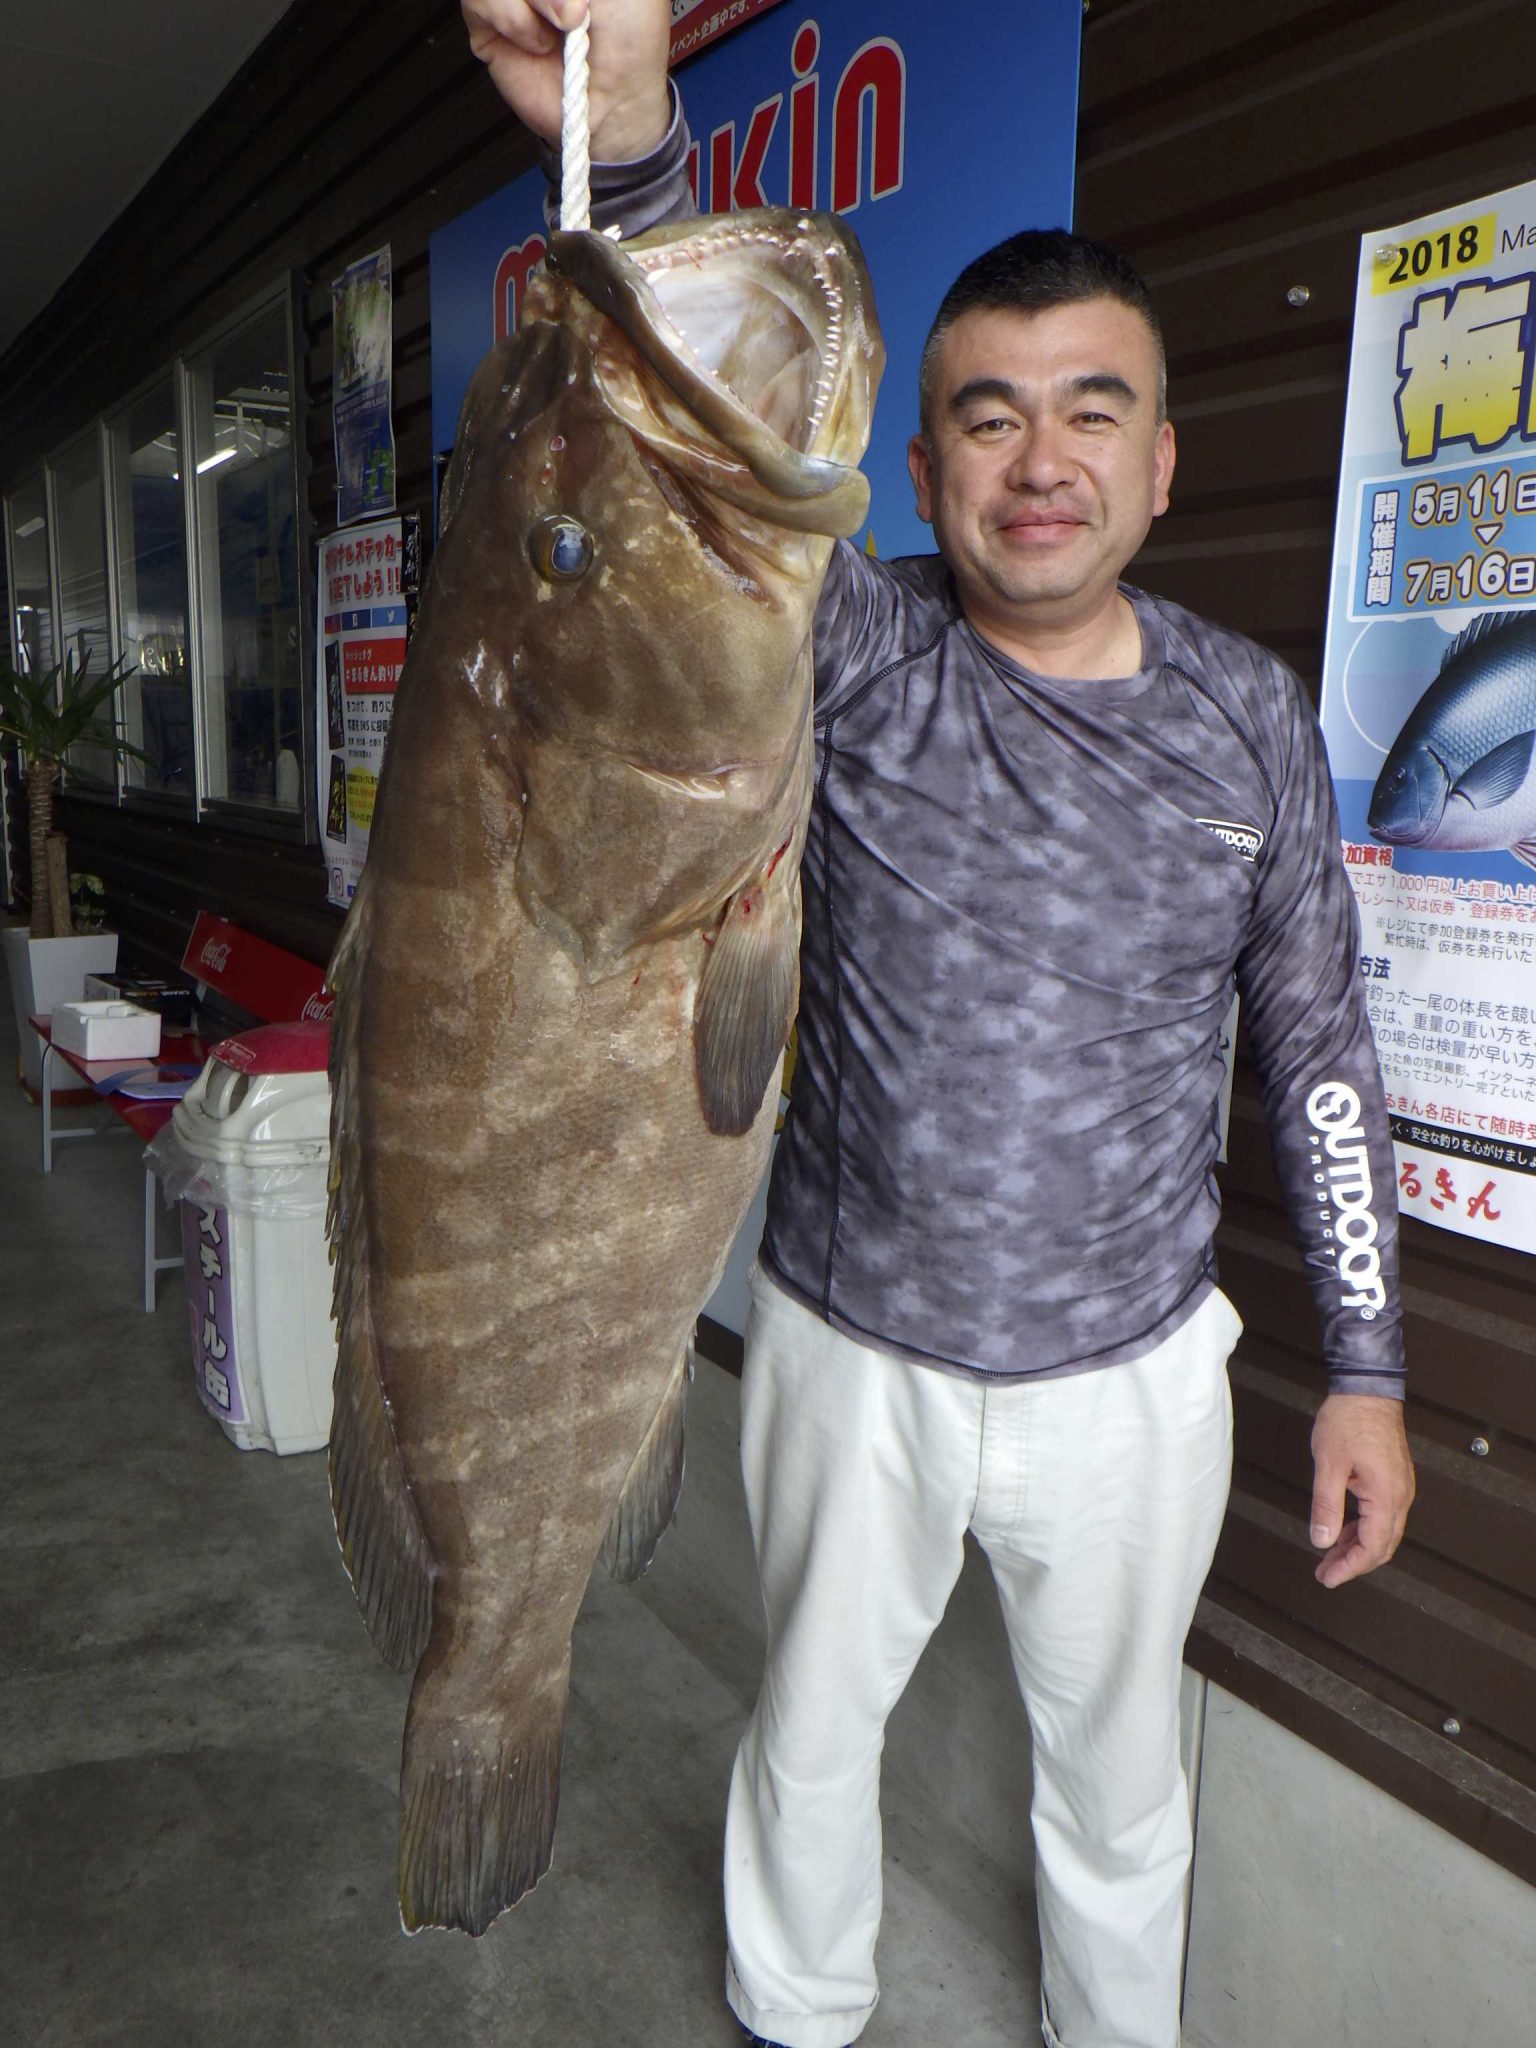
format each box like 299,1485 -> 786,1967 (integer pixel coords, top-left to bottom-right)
103,364 -> 194,816
4,465 -> 57,687
2,273 -> 316,843
48,419 -> 118,798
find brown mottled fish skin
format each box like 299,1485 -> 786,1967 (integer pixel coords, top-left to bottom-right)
325,210 -> 881,1937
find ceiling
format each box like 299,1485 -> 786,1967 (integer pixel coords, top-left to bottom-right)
0,2 -> 297,362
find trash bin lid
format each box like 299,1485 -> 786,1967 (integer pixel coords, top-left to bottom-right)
212,1019 -> 331,1074
173,1018 -> 334,1163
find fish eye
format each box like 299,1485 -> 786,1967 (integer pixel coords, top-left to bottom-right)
529,514 -> 594,582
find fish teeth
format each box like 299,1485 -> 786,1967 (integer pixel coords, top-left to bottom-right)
632,222 -> 850,454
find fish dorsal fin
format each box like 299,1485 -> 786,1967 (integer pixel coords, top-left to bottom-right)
1442,611 -> 1519,669
1452,729 -> 1536,809
694,851 -> 799,1138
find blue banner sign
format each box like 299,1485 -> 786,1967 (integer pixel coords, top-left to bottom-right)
430,4 -> 1081,560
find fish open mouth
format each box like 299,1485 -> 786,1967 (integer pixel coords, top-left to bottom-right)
548,209 -> 878,534
626,222 -> 844,456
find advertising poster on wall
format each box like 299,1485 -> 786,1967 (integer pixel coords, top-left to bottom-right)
315,514 -> 420,910
332,247 -> 397,523
429,1 -> 1082,557
1320,179 -> 1536,1255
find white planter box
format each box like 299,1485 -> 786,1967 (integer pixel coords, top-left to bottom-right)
51,999 -> 161,1061
2,926 -> 120,1091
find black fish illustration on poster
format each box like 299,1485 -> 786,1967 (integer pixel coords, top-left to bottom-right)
1369,611 -> 1536,867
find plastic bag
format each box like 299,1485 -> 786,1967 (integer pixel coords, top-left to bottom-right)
146,1123 -> 329,1220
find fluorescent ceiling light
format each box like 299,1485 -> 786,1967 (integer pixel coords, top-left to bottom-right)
196,447 -> 238,475
13,516 -> 44,538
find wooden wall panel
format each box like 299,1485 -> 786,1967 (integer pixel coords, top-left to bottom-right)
1078,0 -> 1536,1883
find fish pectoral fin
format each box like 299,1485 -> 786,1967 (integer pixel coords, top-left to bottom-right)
600,1346 -> 692,1582
1452,730 -> 1536,810
693,853 -> 800,1138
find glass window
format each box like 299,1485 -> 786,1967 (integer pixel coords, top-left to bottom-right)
8,472 -> 54,678
52,432 -> 117,791
109,380 -> 193,800
186,298 -> 302,812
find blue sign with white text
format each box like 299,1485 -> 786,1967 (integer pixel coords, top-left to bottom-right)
429,4 -> 1081,559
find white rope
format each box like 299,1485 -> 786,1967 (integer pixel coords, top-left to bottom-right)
560,17 -> 591,233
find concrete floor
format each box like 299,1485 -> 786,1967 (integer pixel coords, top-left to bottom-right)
0,999 -> 1043,2048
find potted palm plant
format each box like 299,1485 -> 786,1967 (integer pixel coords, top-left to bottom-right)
1,648 -> 144,1092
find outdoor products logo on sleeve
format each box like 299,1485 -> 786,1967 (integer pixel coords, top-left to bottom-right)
1306,1081 -> 1387,1316
1197,817 -> 1266,863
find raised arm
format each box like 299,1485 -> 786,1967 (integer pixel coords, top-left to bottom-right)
461,0 -> 671,160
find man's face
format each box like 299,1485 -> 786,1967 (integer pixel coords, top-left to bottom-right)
908,297 -> 1175,636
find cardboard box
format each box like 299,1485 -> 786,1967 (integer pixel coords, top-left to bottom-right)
83,972 -> 196,1026
52,1000 -> 163,1061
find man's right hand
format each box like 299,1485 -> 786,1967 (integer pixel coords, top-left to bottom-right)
461,0 -> 672,163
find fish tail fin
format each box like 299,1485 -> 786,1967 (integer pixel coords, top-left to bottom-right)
694,845 -> 800,1137
327,880 -> 434,1673
398,1684 -> 566,1935
601,1345 -> 691,1581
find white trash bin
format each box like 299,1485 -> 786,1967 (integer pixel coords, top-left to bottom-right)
149,1019 -> 336,1455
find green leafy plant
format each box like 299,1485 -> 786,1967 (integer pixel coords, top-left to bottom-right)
70,871 -> 108,935
0,650 -> 146,937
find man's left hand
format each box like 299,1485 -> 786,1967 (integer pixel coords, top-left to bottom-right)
1309,1394 -> 1415,1589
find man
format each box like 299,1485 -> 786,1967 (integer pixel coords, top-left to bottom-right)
462,7 -> 1416,2046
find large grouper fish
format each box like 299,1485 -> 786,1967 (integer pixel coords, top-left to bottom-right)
324,209 -> 880,1937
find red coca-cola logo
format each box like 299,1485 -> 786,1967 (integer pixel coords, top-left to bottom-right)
301,991 -> 336,1021
201,940 -> 233,973
213,1037 -> 259,1072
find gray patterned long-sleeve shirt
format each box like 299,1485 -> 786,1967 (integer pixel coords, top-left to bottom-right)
761,550 -> 1405,1397
555,99 -> 1406,1399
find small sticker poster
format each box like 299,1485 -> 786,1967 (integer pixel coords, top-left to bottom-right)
332,247 -> 397,523
1319,178 -> 1536,1254
315,514 -> 420,909
669,0 -> 787,59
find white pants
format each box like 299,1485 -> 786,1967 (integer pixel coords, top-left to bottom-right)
724,1270 -> 1239,2048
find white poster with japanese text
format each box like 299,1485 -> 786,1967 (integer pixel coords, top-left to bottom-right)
315,514 -> 420,909
1319,181 -> 1536,1255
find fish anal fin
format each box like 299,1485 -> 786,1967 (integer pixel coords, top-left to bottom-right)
1510,841 -> 1536,871
694,854 -> 799,1138
1452,729 -> 1536,811
601,1347 -> 691,1582
398,1702 -> 564,1935
327,880 -> 434,1675
328,1305 -> 434,1674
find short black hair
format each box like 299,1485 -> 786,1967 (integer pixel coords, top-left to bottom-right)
917,229 -> 1166,435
